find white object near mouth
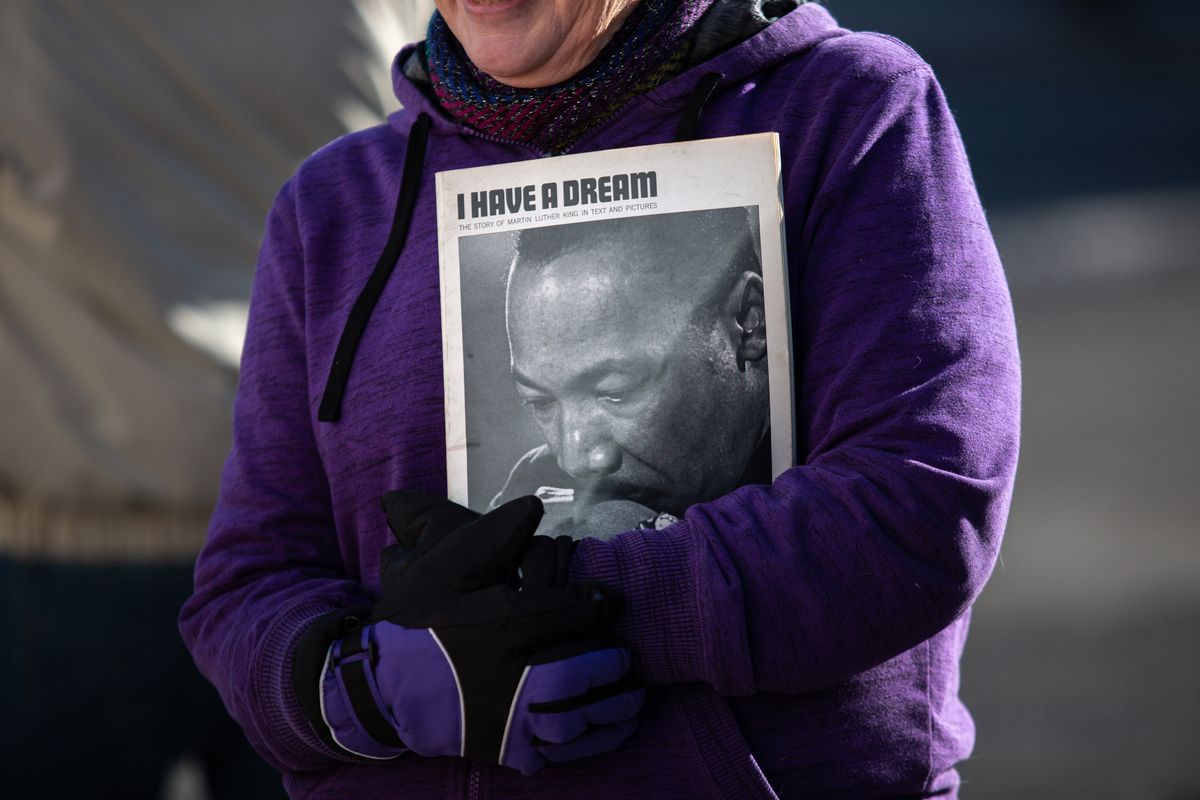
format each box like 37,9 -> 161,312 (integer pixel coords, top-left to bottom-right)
534,486 -> 575,504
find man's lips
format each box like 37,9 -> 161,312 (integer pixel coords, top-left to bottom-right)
574,476 -> 667,510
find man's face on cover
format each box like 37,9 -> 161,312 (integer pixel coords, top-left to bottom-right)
505,225 -> 768,515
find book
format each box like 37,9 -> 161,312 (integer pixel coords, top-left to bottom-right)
435,133 -> 792,539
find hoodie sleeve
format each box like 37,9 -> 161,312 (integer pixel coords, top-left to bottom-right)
569,62 -> 1020,695
178,182 -> 370,771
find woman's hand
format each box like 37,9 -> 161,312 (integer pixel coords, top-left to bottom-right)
299,494 -> 644,774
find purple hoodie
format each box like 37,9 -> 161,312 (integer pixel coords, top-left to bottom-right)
179,4 -> 1019,798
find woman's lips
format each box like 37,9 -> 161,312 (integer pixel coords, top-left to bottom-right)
462,0 -> 526,14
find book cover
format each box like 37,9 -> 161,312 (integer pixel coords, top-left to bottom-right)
436,133 -> 792,539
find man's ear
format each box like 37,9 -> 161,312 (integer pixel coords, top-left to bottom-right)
733,271 -> 767,372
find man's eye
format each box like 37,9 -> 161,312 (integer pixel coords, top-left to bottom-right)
521,397 -> 554,412
595,379 -> 644,405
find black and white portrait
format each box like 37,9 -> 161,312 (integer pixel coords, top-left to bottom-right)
457,206 -> 776,539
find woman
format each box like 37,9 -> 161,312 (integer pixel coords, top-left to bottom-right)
180,1 -> 1020,797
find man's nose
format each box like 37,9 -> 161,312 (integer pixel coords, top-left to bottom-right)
557,410 -> 622,480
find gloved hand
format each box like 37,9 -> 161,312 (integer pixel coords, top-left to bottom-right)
376,490 -> 483,576
518,530 -> 578,589
379,490 -> 578,590
296,494 -> 643,775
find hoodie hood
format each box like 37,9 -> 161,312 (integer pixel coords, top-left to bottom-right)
388,1 -> 844,150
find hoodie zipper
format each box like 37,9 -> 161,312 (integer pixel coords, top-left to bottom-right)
467,764 -> 480,800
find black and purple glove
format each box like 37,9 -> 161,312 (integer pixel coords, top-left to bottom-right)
377,491 -> 577,589
296,495 -> 643,775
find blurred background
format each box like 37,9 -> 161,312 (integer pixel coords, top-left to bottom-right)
1,1 -> 1196,798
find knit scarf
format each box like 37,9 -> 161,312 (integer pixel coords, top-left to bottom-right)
425,0 -> 718,154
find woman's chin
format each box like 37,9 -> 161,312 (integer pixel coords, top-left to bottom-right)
467,48 -> 575,88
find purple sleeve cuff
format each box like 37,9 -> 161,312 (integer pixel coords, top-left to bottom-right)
254,598 -> 372,764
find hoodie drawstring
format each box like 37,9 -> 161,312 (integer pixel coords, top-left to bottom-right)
318,72 -> 723,423
318,112 -> 432,423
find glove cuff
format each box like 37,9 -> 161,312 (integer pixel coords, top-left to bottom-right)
318,628 -> 408,760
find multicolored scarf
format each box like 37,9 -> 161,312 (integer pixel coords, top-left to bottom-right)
425,0 -> 718,154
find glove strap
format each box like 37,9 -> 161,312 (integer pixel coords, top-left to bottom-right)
333,630 -> 406,751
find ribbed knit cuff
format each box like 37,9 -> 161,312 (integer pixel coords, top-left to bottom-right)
569,525 -> 703,686
254,598 -> 361,765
